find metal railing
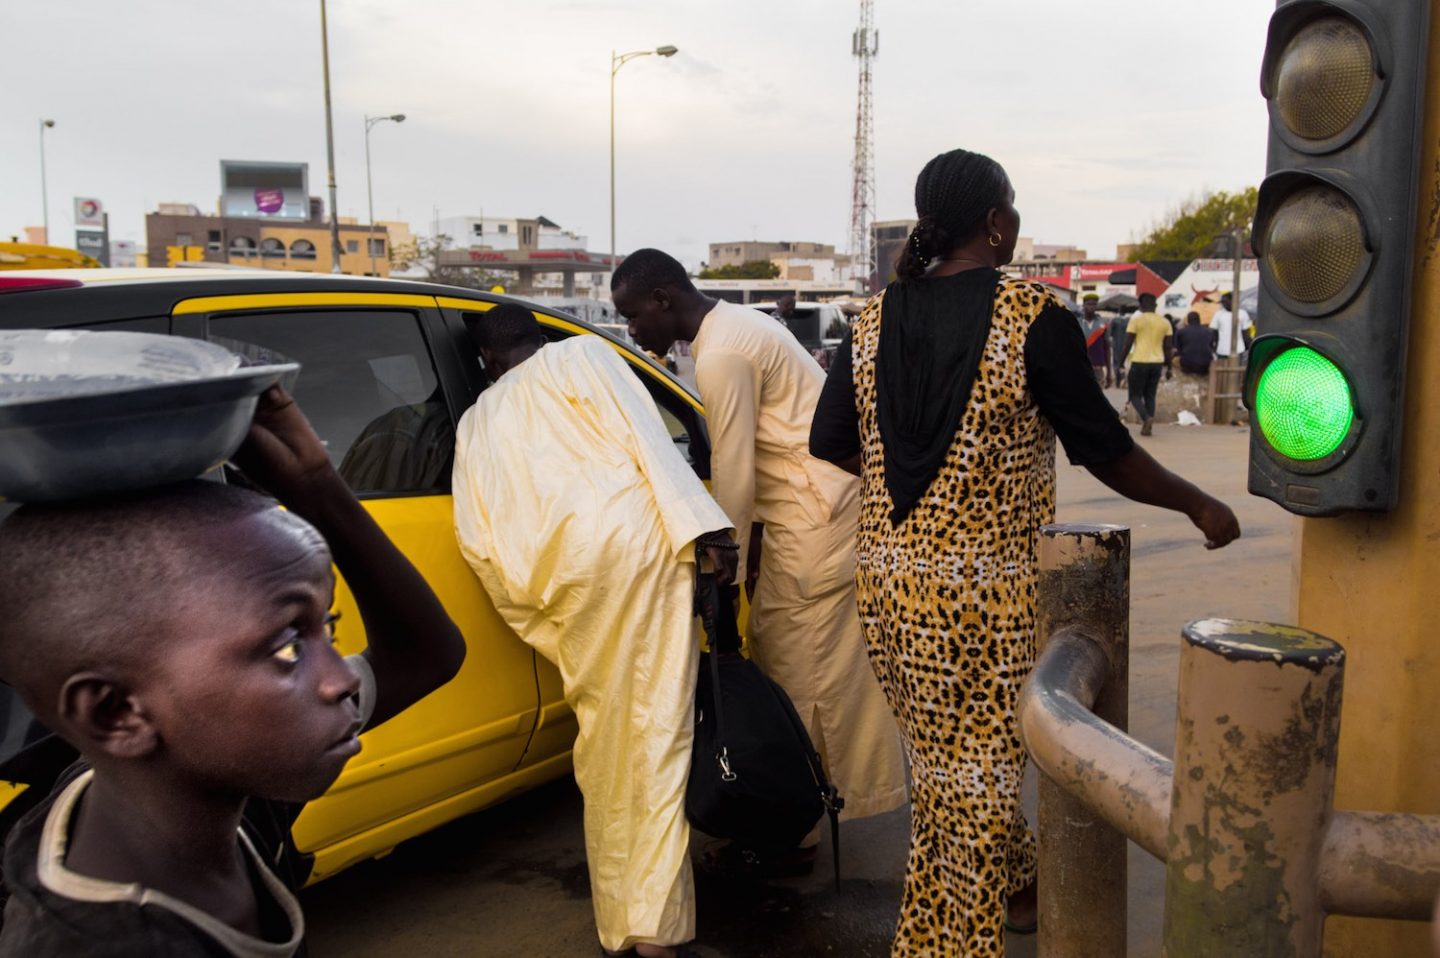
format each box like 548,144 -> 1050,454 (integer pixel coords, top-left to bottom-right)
1020,524 -> 1440,956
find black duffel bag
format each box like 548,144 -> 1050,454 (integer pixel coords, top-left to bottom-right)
686,559 -> 843,885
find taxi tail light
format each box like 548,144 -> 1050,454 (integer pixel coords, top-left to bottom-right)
0,277 -> 84,294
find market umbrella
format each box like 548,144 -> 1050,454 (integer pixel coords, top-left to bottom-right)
1097,292 -> 1139,312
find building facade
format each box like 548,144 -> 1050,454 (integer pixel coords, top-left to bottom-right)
146,209 -> 391,276
708,240 -> 838,269
433,215 -> 597,294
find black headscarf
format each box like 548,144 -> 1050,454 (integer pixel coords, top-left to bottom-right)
876,269 -> 1000,525
877,149 -> 1011,526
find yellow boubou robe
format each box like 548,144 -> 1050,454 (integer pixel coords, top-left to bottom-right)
452,336 -> 731,952
692,301 -> 908,822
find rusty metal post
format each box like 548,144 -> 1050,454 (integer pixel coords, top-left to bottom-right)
1161,619 -> 1345,957
1034,523 -> 1130,958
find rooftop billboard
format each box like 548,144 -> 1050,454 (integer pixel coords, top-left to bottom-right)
220,160 -> 309,220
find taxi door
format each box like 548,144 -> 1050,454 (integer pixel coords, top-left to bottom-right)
171,292 -> 539,879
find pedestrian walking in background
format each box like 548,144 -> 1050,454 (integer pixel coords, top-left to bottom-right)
614,249 -> 908,878
1175,311 -> 1215,377
452,305 -> 738,958
1122,293 -> 1173,435
809,147 -> 1241,957
1079,294 -> 1111,387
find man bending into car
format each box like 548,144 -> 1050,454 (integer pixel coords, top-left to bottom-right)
452,303 -> 737,958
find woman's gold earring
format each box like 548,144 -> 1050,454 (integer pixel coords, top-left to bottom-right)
989,232 -> 1002,248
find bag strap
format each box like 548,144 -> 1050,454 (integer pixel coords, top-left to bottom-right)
694,548 -> 735,782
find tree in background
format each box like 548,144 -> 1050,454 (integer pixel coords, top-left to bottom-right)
1130,188 -> 1258,260
696,260 -> 781,280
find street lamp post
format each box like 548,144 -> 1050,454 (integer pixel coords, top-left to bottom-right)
320,0 -> 343,273
365,113 -> 406,276
38,119 -> 55,245
610,45 -> 677,284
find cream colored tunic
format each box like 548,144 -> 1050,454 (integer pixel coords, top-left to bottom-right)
452,336 -> 731,952
692,300 -> 907,820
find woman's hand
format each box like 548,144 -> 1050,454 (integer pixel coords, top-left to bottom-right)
1085,446 -> 1241,550
231,385 -> 341,514
1189,496 -> 1241,550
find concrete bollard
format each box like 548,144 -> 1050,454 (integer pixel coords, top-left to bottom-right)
1161,619 -> 1345,957
1034,524 -> 1131,958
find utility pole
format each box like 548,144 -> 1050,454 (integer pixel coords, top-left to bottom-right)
38,119 -> 55,245
848,0 -> 878,293
320,0 -> 343,273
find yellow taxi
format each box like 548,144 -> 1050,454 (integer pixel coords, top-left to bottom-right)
0,268 -> 712,883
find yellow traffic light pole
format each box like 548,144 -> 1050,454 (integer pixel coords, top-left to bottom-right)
1298,9 -> 1440,953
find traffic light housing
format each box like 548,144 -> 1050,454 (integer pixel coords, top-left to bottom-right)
1246,0 -> 1432,516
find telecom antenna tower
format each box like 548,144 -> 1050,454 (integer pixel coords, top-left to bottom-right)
848,0 -> 878,292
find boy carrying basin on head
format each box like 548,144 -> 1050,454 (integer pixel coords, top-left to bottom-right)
0,386 -> 466,956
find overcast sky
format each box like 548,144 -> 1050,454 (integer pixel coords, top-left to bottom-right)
3,0 -> 1274,267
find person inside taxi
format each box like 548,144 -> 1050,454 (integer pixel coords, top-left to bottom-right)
452,304 -> 738,958
613,251 -> 908,878
0,387 -> 467,956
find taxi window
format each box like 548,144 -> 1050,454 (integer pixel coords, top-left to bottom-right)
209,310 -> 453,496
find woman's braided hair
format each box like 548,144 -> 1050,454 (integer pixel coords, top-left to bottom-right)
894,149 -> 1011,281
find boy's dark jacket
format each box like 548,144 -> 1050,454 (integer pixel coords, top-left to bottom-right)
0,761 -> 310,957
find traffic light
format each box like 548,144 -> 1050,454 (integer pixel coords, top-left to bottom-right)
1246,0 -> 1432,516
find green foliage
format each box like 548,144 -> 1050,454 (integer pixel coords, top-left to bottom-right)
697,260 -> 781,280
1130,188 -> 1258,261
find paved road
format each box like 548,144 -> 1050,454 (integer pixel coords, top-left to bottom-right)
304,418 -> 1294,956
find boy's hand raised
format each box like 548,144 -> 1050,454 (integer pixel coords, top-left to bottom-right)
233,384 -> 466,729
232,385 -> 341,512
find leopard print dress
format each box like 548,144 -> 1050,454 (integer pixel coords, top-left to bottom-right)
851,278 -> 1058,956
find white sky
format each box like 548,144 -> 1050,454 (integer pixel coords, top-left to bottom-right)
2,0 -> 1274,267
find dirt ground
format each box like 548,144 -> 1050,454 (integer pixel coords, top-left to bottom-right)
304,416 -> 1295,957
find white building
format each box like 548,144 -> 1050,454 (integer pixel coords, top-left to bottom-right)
434,214 -> 597,294
435,215 -> 586,252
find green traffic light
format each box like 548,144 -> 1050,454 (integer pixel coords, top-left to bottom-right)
1255,346 -> 1354,461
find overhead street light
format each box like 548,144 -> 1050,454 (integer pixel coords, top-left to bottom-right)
365,113 -> 406,276
39,119 -> 55,245
610,45 -> 678,284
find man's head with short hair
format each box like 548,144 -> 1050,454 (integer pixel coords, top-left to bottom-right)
464,302 -> 545,382
1187,311 -> 1201,325
611,248 -> 702,357
1220,292 -> 1233,310
1139,293 -> 1158,311
0,480 -> 360,802
1082,293 -> 1099,318
775,295 -> 797,319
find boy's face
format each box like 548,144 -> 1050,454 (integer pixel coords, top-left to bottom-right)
140,508 -> 362,803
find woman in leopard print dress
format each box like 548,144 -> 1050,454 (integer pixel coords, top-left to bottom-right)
810,149 -> 1240,956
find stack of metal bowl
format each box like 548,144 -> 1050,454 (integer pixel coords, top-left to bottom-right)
0,330 -> 297,502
